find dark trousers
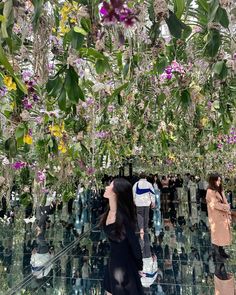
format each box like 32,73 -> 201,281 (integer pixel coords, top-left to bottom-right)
137,206 -> 150,232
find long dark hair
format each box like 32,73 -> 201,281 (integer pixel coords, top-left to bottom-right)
208,173 -> 223,195
100,178 -> 137,240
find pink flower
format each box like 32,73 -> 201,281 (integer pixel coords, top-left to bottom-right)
108,105 -> 114,112
95,131 -> 110,139
12,161 -> 26,170
86,167 -> 96,175
37,171 -> 46,183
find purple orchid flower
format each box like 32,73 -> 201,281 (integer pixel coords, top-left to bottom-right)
12,161 -> 26,170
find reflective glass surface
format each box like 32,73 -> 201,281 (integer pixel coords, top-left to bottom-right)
3,186 -> 236,295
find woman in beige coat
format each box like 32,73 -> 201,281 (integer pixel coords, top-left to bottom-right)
206,173 -> 232,259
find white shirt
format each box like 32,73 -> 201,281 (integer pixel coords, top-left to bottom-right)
141,257 -> 158,288
133,179 -> 155,207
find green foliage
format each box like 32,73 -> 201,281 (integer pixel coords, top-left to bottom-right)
166,11 -> 190,39
204,29 -> 221,57
65,66 -> 84,103
0,44 -> 27,93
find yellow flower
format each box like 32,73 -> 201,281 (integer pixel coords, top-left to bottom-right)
70,17 -> 77,23
200,117 -> 208,127
10,101 -> 16,110
60,25 -> 70,34
58,140 -> 67,153
49,124 -> 64,138
168,153 -> 176,161
52,27 -> 56,33
3,75 -> 17,91
23,134 -> 33,145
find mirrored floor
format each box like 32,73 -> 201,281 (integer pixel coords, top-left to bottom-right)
2,189 -> 236,295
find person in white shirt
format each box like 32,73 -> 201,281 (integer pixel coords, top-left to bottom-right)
133,172 -> 155,245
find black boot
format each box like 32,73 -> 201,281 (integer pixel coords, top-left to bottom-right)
219,246 -> 230,259
212,244 -> 226,262
215,262 -> 228,280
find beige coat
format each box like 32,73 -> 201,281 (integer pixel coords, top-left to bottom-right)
206,189 -> 232,246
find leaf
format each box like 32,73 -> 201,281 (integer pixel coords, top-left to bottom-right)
32,0 -> 44,31
1,0 -> 13,38
180,89 -> 191,107
65,66 -> 84,103
71,31 -> 84,50
155,56 -> 168,74
0,15 -> 6,22
208,0 -> 219,23
80,18 -> 91,32
4,137 -> 17,157
182,25 -> 192,39
6,34 -> 22,53
74,26 -> 88,35
165,10 -> 188,39
46,75 -> 63,97
197,0 -> 209,12
0,44 -> 27,93
215,7 -> 229,28
79,48 -> 105,60
213,61 -> 224,75
174,0 -> 185,19
95,59 -> 109,74
213,60 -> 228,79
112,82 -> 129,98
15,125 -> 26,140
58,88 -> 67,111
204,29 -> 221,57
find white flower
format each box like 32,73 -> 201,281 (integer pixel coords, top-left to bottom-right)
2,157 -> 9,165
92,83 -> 105,92
153,0 -> 169,20
20,110 -> 30,121
110,117 -> 119,125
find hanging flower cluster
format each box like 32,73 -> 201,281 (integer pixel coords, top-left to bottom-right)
100,0 -> 138,26
217,127 -> 236,149
21,71 -> 39,110
160,60 -> 185,81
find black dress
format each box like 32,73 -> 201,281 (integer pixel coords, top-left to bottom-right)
104,222 -> 144,295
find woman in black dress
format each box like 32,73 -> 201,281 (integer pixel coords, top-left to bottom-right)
100,178 -> 144,295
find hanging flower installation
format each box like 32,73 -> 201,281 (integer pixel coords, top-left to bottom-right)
0,0 -> 234,199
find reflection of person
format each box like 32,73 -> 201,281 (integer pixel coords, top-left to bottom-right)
133,172 -> 155,244
206,173 -> 231,259
30,205 -> 54,279
100,178 -> 144,295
